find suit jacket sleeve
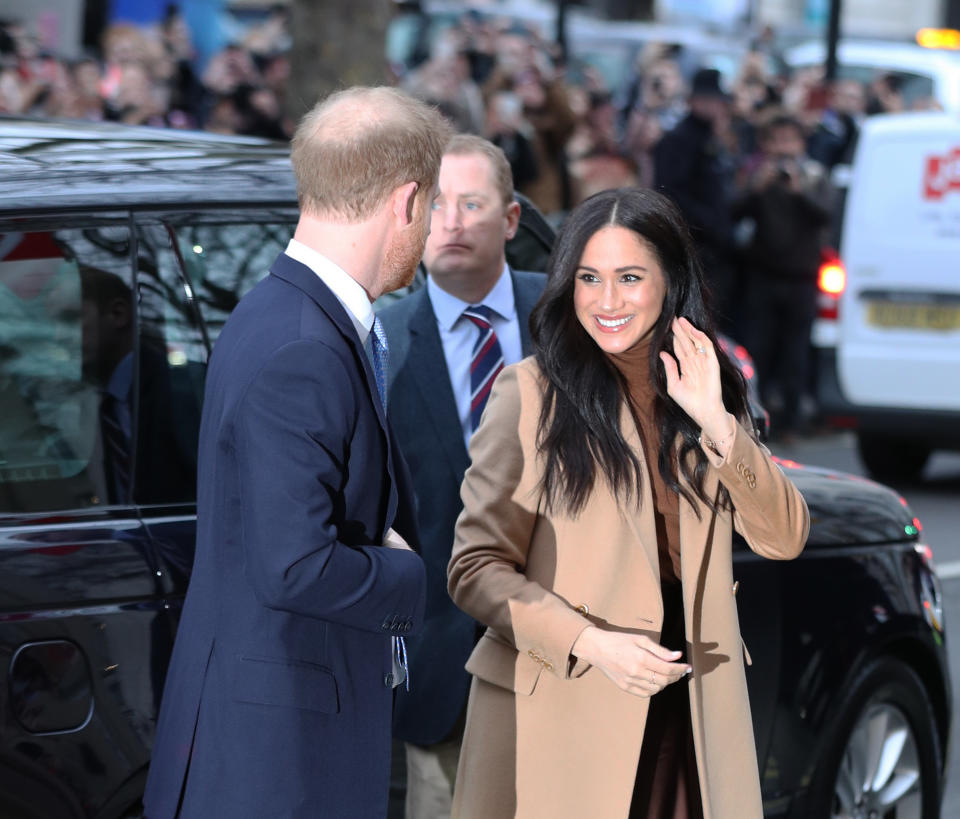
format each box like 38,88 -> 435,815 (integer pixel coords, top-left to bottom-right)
233,339 -> 425,634
447,365 -> 591,680
701,421 -> 810,559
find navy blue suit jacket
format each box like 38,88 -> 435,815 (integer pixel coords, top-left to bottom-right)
144,253 -> 426,818
379,270 -> 544,746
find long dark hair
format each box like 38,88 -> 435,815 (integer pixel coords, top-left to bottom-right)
529,187 -> 752,517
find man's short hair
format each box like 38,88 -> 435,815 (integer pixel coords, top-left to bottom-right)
291,86 -> 452,221
443,134 -> 515,206
759,110 -> 805,142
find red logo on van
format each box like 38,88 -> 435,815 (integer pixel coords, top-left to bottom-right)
924,148 -> 960,200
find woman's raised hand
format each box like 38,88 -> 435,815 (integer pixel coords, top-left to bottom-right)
659,316 -> 735,448
571,625 -> 691,697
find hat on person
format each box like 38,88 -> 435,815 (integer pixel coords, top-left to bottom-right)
690,68 -> 729,100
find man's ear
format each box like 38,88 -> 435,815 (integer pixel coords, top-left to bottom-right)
504,200 -> 521,241
393,181 -> 420,226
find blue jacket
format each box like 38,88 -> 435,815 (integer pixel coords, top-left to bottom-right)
380,270 -> 544,746
144,253 -> 425,818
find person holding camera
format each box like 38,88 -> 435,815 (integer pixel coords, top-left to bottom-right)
732,111 -> 837,441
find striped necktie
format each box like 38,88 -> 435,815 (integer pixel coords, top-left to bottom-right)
462,305 -> 504,431
370,315 -> 389,412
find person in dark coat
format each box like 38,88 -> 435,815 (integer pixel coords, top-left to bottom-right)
380,135 -> 544,818
653,68 -> 739,331
732,112 -> 837,440
143,87 -> 451,819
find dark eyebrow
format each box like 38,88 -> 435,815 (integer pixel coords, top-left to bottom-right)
575,265 -> 648,273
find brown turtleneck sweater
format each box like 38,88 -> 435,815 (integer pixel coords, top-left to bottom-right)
610,335 -> 682,585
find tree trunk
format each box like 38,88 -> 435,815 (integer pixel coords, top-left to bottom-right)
286,0 -> 391,124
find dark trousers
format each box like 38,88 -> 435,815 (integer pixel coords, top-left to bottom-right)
740,274 -> 817,434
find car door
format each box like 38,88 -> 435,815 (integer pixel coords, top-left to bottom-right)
0,215 -> 174,818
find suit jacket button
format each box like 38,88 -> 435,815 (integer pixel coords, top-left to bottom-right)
384,673 -> 394,687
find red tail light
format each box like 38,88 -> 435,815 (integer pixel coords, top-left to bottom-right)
817,250 -> 845,320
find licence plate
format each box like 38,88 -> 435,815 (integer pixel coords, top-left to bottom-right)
866,301 -> 960,330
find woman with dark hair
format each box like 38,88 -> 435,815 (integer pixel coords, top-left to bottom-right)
447,187 -> 808,818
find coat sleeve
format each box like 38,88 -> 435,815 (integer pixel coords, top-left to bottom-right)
447,365 -> 591,680
233,339 -> 426,635
700,421 -> 810,559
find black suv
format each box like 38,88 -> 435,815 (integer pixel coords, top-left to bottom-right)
0,117 -> 950,819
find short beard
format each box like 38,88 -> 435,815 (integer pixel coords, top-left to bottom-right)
381,233 -> 422,294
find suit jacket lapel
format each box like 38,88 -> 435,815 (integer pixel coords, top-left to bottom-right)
511,269 -> 542,356
407,289 -> 470,478
269,252 -> 398,528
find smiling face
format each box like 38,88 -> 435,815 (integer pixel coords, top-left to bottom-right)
422,152 -> 519,300
573,225 -> 668,355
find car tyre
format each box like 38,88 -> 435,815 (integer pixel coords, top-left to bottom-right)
856,432 -> 930,482
804,657 -> 942,819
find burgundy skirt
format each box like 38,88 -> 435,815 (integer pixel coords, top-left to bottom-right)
629,582 -> 704,819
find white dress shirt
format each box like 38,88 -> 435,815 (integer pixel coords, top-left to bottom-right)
285,238 -> 373,344
426,264 -> 523,449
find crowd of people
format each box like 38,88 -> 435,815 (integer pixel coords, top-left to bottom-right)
0,5 -> 935,441
0,5 -> 293,137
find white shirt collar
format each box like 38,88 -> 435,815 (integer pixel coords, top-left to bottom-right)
285,238 -> 374,342
426,263 -> 516,332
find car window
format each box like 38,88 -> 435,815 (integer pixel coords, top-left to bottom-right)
134,223 -> 212,507
161,214 -> 296,346
131,213 -> 295,507
0,222 -> 133,513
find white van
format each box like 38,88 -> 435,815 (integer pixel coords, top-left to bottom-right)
813,111 -> 960,479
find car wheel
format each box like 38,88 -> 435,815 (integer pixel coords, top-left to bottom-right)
805,658 -> 941,819
856,433 -> 930,482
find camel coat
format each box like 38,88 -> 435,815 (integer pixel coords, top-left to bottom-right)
447,359 -> 809,819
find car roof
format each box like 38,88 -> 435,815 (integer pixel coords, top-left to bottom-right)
0,116 -> 298,214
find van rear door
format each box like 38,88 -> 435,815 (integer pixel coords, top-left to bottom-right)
837,112 -> 960,411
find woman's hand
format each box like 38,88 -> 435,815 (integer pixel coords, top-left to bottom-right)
571,625 -> 691,697
660,316 -> 734,448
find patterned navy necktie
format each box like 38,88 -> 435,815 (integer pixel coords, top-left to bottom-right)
370,314 -> 408,690
370,315 -> 389,412
462,305 -> 504,431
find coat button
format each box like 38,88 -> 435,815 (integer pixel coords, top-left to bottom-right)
575,604 -> 589,615
384,673 -> 394,687
544,662 -> 554,672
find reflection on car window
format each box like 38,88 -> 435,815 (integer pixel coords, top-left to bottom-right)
132,217 -> 294,507
135,224 -> 211,507
169,221 -> 294,345
0,226 -> 132,513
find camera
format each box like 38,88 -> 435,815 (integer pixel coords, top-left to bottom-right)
774,159 -> 795,184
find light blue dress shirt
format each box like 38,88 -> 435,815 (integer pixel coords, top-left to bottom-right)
426,264 -> 523,450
